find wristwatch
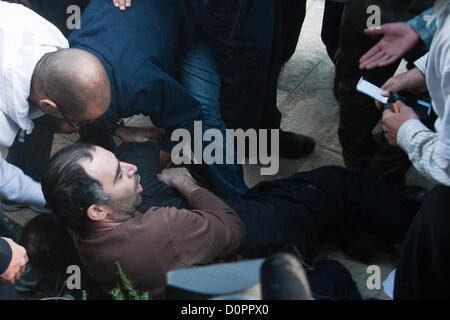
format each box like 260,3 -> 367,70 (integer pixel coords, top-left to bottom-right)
108,118 -> 125,136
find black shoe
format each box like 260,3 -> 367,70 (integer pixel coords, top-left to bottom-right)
279,130 -> 315,159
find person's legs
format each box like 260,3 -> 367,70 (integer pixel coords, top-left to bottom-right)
321,0 -> 345,64
335,1 -> 429,170
6,116 -> 54,183
179,41 -> 248,196
307,260 -> 362,300
335,2 -> 399,167
187,0 -> 277,131
394,185 -> 450,300
251,166 -> 418,261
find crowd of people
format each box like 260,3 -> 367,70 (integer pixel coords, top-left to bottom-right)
0,0 -> 448,300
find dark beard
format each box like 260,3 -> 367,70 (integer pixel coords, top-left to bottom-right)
107,174 -> 142,221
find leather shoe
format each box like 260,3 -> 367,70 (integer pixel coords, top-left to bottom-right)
279,130 -> 315,159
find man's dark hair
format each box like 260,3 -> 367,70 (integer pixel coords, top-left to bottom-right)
42,143 -> 110,232
21,214 -> 79,278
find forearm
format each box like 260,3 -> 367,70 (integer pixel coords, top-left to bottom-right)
398,119 -> 450,186
0,157 -> 45,207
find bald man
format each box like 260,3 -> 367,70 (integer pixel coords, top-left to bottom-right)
0,1 -> 122,299
0,2 -> 110,209
63,0 -> 248,196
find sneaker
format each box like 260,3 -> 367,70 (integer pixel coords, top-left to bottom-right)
279,130 -> 316,159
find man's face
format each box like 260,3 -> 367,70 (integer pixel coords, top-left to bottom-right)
80,146 -> 143,221
29,100 -> 109,134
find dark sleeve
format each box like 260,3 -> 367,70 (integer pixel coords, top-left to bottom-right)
131,61 -> 202,151
0,238 -> 12,275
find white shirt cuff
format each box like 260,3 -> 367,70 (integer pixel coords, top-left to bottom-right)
397,118 -> 430,152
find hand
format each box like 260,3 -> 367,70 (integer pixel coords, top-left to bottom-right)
157,168 -> 200,196
374,68 -> 427,109
115,126 -> 164,143
359,22 -> 420,70
0,238 -> 28,285
112,0 -> 131,11
382,100 -> 419,146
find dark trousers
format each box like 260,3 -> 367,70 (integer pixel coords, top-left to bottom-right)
394,185 -> 450,300
308,260 -> 361,300
335,0 -> 431,170
188,0 -> 306,130
6,117 -> 54,182
321,0 -> 345,64
232,166 -> 418,263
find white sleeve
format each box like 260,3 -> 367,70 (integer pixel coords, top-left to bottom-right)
0,155 -> 46,207
414,53 -> 429,75
397,119 -> 450,186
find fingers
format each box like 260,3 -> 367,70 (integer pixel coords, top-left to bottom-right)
359,44 -> 381,66
395,100 -> 407,109
375,99 -> 384,110
113,0 -> 131,10
377,55 -> 398,68
381,109 -> 398,146
360,50 -> 388,70
381,74 -> 409,94
363,26 -> 386,36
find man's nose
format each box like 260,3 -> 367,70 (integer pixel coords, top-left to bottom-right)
124,162 -> 138,177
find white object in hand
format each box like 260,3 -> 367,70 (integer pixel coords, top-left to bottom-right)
356,77 -> 389,104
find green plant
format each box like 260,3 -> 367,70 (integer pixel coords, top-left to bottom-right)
110,261 -> 151,300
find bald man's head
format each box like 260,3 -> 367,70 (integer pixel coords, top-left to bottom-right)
32,48 -> 111,128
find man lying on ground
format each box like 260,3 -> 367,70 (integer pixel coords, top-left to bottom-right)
37,142 -> 418,298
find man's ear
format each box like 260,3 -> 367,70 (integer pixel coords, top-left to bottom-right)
39,98 -> 59,115
86,204 -> 110,221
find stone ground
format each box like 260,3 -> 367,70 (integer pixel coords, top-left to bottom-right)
1,0 -> 436,300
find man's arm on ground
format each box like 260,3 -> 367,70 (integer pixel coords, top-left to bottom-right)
158,168 -> 246,263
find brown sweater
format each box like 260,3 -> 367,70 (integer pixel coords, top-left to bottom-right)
70,188 -> 246,298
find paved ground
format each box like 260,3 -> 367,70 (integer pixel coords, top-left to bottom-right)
1,0 -> 435,300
